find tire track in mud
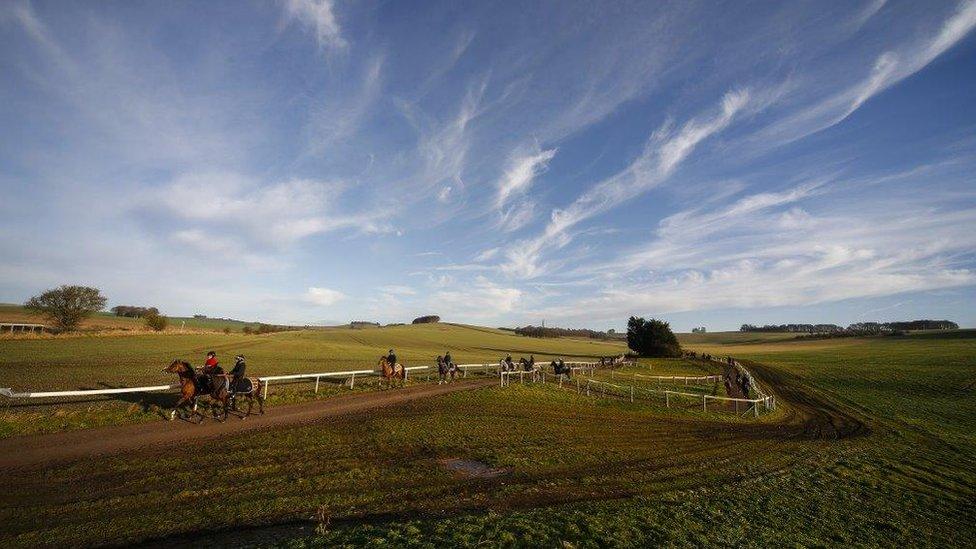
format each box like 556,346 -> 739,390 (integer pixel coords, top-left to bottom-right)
741,359 -> 871,440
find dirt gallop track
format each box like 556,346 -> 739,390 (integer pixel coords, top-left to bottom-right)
0,379 -> 495,469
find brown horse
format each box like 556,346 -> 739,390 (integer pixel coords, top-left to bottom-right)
163,359 -> 207,422
164,359 -> 265,422
378,356 -> 404,388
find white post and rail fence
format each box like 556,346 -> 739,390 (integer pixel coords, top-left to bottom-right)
0,357 -> 617,401
0,354 -> 774,417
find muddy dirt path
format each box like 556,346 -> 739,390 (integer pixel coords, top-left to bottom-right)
0,379 -> 495,470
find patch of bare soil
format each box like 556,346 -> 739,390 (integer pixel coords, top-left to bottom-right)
439,458 -> 510,478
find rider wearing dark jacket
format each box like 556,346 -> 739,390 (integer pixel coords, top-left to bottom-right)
229,355 -> 246,392
387,349 -> 397,366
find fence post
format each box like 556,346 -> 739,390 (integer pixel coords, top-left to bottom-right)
755,403 -> 759,418
665,391 -> 670,408
263,381 -> 269,399
586,380 -> 590,397
702,395 -> 707,412
315,376 -> 320,393
350,373 -> 356,389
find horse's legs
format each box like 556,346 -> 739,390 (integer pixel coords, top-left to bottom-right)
169,396 -> 188,421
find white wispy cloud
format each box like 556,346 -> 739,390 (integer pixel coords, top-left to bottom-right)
378,285 -> 417,296
755,0 -> 976,147
305,286 -> 346,306
541,175 -> 976,323
474,247 -> 500,262
303,55 -> 384,155
146,173 -> 388,250
503,89 -> 750,278
282,0 -> 346,51
496,147 -> 557,209
431,276 -> 522,319
493,147 -> 557,232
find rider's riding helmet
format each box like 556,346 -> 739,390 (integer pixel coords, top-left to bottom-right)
235,354 -> 245,363
207,351 -> 216,358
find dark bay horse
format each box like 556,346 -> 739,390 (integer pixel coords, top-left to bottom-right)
164,359 -> 265,422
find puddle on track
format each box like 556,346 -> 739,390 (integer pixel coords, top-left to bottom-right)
438,458 -> 510,478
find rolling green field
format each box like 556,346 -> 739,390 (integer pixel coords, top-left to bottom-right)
0,323 -> 627,436
0,303 -> 266,333
1,328 -> 974,546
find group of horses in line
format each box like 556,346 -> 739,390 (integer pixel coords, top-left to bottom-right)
163,352 -> 628,422
500,354 -> 626,376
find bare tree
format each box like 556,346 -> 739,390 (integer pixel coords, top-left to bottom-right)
24,285 -> 107,332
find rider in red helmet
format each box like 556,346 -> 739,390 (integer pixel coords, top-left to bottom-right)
200,351 -> 223,393
203,351 -> 222,374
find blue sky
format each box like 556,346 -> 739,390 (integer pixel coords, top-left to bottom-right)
1,0 -> 975,331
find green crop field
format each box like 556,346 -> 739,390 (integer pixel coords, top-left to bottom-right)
1,328 -> 974,547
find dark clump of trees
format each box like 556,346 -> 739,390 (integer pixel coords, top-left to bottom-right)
741,319 -> 959,336
25,285 -> 108,332
244,323 -> 296,335
350,321 -> 380,329
111,305 -> 159,318
514,325 -> 617,340
412,315 -> 441,324
627,316 -> 682,357
740,323 -> 844,333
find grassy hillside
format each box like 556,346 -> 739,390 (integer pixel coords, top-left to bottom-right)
0,322 -> 626,390
1,331 -> 974,546
0,303 -> 266,333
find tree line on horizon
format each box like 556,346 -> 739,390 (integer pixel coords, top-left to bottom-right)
513,324 -> 621,340
740,320 -> 959,333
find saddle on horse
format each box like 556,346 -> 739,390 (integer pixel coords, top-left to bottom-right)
229,377 -> 253,394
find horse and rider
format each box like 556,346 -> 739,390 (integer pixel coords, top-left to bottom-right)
378,348 -> 405,387
437,351 -> 459,384
551,358 -> 569,377
164,351 -> 264,422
